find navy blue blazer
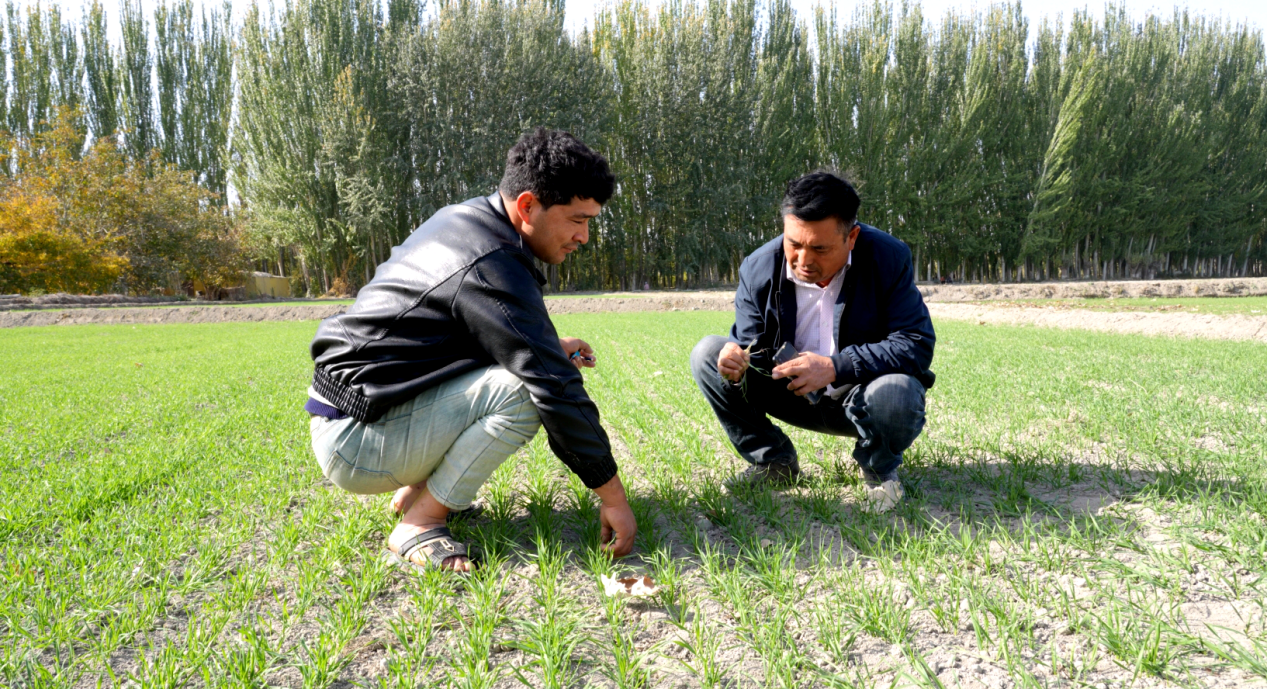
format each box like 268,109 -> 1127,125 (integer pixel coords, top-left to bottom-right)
727,224 -> 936,391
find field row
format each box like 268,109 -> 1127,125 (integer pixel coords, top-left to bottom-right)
0,315 -> 1264,688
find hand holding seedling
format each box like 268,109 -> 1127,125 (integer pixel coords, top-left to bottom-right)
592,474 -> 637,557
772,351 -> 836,396
717,341 -> 751,382
560,336 -> 597,368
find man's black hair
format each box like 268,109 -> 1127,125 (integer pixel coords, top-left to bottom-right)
499,127 -> 615,208
780,171 -> 861,230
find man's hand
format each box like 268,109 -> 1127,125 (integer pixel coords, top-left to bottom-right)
718,341 -> 751,383
560,336 -> 596,369
772,352 -> 836,396
592,475 -> 636,557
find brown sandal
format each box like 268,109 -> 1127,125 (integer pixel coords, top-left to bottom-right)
390,527 -> 479,572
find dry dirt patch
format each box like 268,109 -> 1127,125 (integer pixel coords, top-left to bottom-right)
928,303 -> 1267,343
5,279 -> 1267,343
0,304 -> 350,327
917,276 -> 1267,301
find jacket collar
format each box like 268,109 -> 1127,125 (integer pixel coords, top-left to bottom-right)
485,192 -> 548,286
487,192 -> 511,224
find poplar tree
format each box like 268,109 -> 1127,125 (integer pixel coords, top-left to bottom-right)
48,6 -> 81,114
119,0 -> 155,159
7,2 -> 35,138
82,0 -> 119,141
236,0 -> 408,293
153,0 -> 230,196
156,0 -> 195,168
197,2 -> 233,197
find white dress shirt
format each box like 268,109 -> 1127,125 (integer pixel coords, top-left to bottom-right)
787,252 -> 850,398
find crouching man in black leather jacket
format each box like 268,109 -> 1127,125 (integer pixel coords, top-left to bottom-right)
306,129 -> 635,572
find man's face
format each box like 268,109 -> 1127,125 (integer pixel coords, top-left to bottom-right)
516,192 -> 602,264
783,214 -> 859,284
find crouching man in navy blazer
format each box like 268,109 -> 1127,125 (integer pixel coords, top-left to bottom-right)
691,172 -> 936,492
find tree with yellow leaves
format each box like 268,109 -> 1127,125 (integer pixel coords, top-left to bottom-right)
0,108 -> 243,295
0,189 -> 127,294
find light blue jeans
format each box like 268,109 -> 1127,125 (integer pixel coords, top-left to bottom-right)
310,366 -> 541,510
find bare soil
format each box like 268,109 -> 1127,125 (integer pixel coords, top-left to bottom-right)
918,276 -> 1267,301
0,292 -> 189,308
0,304 -> 350,328
546,292 -> 735,314
5,278 -> 1267,342
927,303 -> 1267,343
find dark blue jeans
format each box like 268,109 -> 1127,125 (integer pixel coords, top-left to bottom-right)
690,335 -> 926,475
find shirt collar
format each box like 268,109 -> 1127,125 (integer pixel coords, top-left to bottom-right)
786,251 -> 851,289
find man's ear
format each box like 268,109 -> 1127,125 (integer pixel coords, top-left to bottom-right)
843,222 -> 861,250
515,191 -> 538,222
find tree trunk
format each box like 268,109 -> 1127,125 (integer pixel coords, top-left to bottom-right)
301,254 -> 312,297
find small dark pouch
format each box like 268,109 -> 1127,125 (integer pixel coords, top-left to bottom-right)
773,342 -> 823,405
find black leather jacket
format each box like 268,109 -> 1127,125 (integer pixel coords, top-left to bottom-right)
310,193 -> 618,489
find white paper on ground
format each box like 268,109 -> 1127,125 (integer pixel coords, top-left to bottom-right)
601,574 -> 660,598
861,480 -> 904,514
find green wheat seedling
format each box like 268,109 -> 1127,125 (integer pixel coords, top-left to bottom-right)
3,313 -> 1266,686
295,627 -> 354,689
523,435 -> 564,538
833,568 -> 913,646
649,471 -> 693,523
629,494 -> 664,550
898,645 -> 948,689
1086,597 -> 1194,680
737,537 -> 804,604
747,600 -> 815,688
667,601 -> 730,689
508,539 -> 586,689
579,541 -> 617,579
373,569 -> 450,689
127,608 -> 231,688
699,531 -> 815,686
645,547 -> 688,621
597,586 -> 658,689
448,553 -> 511,689
3,656 -> 62,689
482,460 -> 521,523
694,480 -> 737,530
811,601 -> 859,667
565,473 -> 602,547
1193,628 -> 1267,678
215,623 -> 275,688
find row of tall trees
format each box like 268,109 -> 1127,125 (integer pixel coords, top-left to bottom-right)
1,0 -> 231,195
3,0 -> 1265,293
0,0 -> 236,295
